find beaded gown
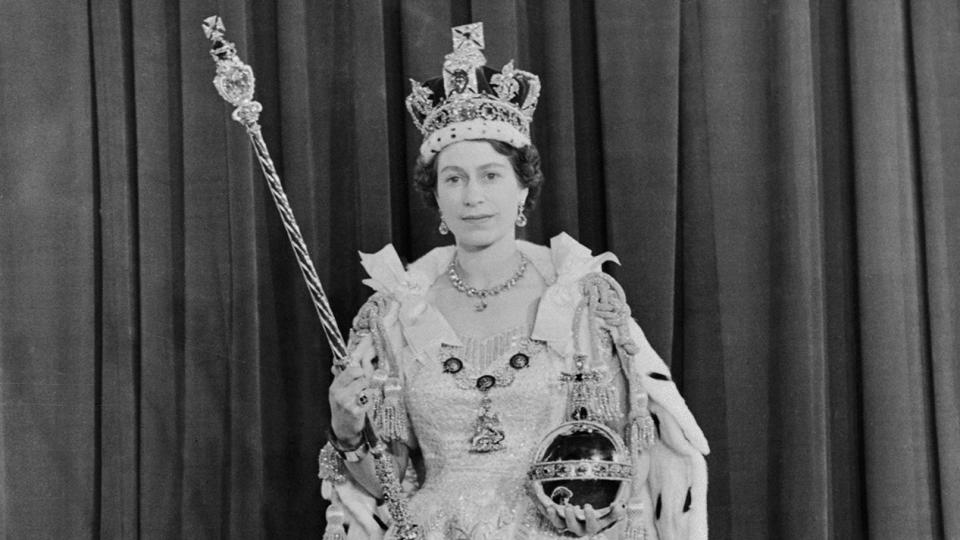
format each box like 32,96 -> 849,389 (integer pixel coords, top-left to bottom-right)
321,233 -> 710,540
402,326 -> 570,539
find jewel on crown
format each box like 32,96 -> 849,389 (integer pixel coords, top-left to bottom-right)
406,23 -> 542,159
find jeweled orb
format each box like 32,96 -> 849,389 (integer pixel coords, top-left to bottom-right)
528,420 -> 632,518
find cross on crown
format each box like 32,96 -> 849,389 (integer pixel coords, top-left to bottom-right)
452,22 -> 484,51
443,23 -> 487,95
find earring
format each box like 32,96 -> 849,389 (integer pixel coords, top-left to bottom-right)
439,216 -> 450,235
515,203 -> 527,227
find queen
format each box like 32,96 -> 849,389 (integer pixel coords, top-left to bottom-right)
320,23 -> 709,539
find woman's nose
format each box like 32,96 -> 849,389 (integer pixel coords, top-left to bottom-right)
462,177 -> 484,205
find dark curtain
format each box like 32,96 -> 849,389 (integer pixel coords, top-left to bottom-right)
1,0 -> 957,538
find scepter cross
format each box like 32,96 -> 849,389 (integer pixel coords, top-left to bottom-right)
202,15 -> 225,42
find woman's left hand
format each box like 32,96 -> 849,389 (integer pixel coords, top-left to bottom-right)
543,502 -> 626,536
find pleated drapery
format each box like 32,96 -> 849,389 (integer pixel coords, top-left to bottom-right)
1,1 -> 957,538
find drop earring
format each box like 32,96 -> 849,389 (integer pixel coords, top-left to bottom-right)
439,216 -> 450,235
515,203 -> 527,227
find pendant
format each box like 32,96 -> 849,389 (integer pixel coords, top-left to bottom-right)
469,395 -> 505,452
474,298 -> 487,311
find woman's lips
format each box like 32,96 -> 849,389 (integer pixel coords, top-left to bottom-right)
461,214 -> 495,224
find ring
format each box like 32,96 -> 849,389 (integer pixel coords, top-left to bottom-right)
356,392 -> 369,406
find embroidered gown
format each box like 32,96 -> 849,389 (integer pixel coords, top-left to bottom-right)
320,233 -> 709,540
403,325 -> 567,538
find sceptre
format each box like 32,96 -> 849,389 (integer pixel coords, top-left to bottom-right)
202,16 -> 421,540
201,16 -> 345,361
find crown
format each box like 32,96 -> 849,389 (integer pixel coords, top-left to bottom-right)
406,23 -> 541,160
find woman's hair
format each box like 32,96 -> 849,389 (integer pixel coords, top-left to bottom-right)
412,139 -> 544,211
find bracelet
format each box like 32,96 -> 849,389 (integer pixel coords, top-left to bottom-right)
328,429 -> 369,463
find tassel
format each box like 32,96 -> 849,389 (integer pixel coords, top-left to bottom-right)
630,414 -> 657,451
369,369 -> 388,412
375,377 -> 409,442
323,490 -> 348,540
628,393 -> 657,451
586,372 -> 619,423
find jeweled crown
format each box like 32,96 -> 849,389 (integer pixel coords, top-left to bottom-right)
406,23 -> 541,159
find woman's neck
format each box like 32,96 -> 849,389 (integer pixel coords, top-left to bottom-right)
454,236 -> 521,289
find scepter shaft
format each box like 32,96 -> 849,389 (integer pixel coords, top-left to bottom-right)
202,16 -> 346,362
248,124 -> 348,361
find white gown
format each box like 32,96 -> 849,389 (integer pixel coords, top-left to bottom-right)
403,325 -> 569,538
321,233 -> 709,540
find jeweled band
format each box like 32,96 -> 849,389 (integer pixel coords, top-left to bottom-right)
528,460 -> 634,482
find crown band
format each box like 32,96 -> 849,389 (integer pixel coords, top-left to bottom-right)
422,94 -> 529,137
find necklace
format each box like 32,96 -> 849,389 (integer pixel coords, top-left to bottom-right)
439,329 -> 545,452
447,252 -> 529,311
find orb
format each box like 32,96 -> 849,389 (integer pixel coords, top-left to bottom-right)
528,420 -> 632,518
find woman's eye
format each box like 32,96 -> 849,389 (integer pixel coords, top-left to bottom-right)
444,175 -> 461,184
484,172 -> 500,181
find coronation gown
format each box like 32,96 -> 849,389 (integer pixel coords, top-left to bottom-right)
320,233 -> 709,540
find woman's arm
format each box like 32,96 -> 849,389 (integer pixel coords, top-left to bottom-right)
329,326 -> 415,498
322,326 -> 417,538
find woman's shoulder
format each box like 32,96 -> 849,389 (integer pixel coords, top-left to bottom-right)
527,232 -> 621,285
358,232 -> 617,288
355,233 -> 622,312
358,243 -> 452,298
406,244 -> 455,283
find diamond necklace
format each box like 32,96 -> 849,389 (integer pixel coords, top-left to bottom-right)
447,252 -> 529,311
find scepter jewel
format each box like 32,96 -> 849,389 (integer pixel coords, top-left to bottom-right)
202,15 -> 346,364
203,16 -> 421,539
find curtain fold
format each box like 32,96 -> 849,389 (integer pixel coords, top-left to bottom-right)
90,0 -> 139,537
0,1 -> 100,537
1,1 -> 957,538
909,3 -> 960,535
848,1 -> 945,537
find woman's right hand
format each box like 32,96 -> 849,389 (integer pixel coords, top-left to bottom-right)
543,502 -> 626,537
329,361 -> 372,445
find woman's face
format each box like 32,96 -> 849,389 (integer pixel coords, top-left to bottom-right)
435,140 -> 528,251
